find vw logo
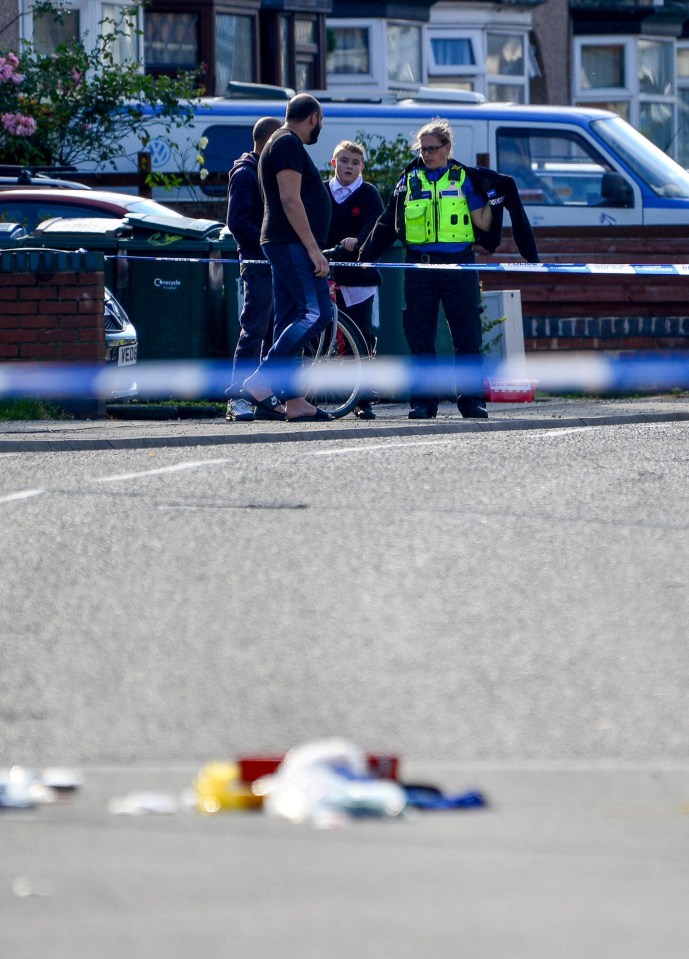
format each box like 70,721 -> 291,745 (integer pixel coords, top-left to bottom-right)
148,138 -> 172,168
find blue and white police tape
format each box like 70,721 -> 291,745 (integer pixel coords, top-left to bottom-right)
3,354 -> 689,402
105,255 -> 689,277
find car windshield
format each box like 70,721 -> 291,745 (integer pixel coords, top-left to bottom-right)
592,115 -> 689,199
124,198 -> 184,216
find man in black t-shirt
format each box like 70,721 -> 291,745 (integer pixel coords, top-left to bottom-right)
237,93 -> 334,423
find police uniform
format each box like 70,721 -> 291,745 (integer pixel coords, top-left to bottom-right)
360,157 -> 489,418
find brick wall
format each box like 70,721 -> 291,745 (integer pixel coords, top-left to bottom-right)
531,0 -> 571,105
0,250 -> 105,362
525,316 -> 689,353
479,226 -> 689,353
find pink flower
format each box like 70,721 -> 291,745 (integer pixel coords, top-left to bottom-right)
0,53 -> 24,84
1,112 -> 38,137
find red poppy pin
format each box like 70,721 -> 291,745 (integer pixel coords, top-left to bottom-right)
352,207 -> 360,216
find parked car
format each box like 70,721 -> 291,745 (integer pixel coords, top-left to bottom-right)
0,188 -> 185,233
104,287 -> 138,399
0,174 -> 89,190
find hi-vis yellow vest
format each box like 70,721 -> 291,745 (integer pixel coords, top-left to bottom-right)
403,166 -> 474,245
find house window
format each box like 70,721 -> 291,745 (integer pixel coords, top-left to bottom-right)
488,82 -> 524,104
487,33 -> 527,103
100,5 -> 139,63
487,34 -> 524,78
32,8 -> 80,53
25,1 -> 139,60
325,19 -> 380,89
277,15 -> 290,89
295,16 -> 318,91
638,39 -> 673,96
327,27 -> 370,75
326,18 -> 419,93
580,44 -> 626,90
575,36 -> 678,157
427,28 -> 530,101
426,31 -> 480,92
431,37 -> 475,68
144,12 -> 199,70
216,14 -> 255,93
387,23 -> 421,87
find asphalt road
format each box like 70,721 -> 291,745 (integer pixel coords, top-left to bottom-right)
2,417 -> 688,958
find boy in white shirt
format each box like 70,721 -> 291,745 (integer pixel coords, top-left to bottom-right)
327,140 -> 383,418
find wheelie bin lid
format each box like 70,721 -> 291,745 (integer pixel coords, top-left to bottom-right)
122,212 -> 224,241
31,216 -> 130,238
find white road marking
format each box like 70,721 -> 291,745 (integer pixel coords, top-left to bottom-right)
93,458 -> 232,483
538,426 -> 604,436
308,439 -> 457,456
0,488 -> 45,504
306,425 -> 620,456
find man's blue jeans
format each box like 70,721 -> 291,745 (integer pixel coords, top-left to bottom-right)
255,242 -> 333,399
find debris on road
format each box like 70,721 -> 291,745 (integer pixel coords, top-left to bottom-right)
193,761 -> 263,813
251,738 -> 407,828
0,766 -> 79,809
108,791 -> 179,816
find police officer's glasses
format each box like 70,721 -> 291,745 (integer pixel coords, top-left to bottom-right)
419,144 -> 444,155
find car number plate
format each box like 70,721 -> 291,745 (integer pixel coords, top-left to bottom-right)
118,345 -> 137,367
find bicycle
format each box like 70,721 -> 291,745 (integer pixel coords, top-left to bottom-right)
298,276 -> 371,419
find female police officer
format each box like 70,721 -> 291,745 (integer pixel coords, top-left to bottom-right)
359,118 -> 493,419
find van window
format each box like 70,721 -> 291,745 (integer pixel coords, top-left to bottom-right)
592,115 -> 689,199
497,128 -> 615,206
200,124 -> 256,196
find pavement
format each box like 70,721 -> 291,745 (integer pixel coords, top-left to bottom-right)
2,393 -> 689,451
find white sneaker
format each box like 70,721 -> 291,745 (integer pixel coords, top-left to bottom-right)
226,397 -> 255,422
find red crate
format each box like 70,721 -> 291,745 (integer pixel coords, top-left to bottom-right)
483,378 -> 536,403
237,753 -> 400,783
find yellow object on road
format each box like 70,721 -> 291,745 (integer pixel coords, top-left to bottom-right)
194,761 -> 263,813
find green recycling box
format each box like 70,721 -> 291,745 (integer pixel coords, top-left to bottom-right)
117,213 -> 229,361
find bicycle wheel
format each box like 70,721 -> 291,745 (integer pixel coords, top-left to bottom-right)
300,307 -> 369,418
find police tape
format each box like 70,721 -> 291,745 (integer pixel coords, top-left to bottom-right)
2,354 -> 689,402
105,254 -> 689,277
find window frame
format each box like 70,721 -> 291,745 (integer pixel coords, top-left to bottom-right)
425,26 -> 530,102
215,11 -> 256,92
574,34 -> 678,158
326,18 -> 422,94
426,28 -> 482,87
326,19 -> 379,88
386,21 -> 423,91
20,0 -> 143,61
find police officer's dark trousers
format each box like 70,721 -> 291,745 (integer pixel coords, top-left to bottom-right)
403,250 -> 483,415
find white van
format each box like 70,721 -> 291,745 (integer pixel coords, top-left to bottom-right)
113,96 -> 689,228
